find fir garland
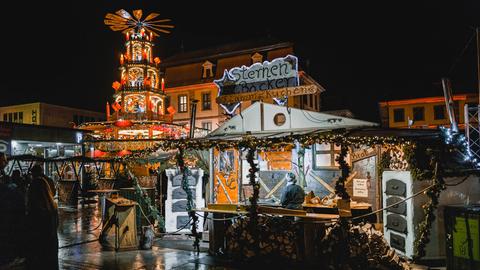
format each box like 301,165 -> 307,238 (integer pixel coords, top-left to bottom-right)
335,144 -> 351,199
413,160 -> 445,260
176,148 -> 200,253
125,164 -> 165,231
246,146 -> 260,257
88,129 -> 411,156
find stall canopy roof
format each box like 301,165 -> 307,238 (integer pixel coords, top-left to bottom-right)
208,102 -> 378,139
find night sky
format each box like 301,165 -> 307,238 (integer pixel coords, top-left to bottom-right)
2,1 -> 480,122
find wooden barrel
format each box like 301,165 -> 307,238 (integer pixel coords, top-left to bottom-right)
119,187 -> 156,230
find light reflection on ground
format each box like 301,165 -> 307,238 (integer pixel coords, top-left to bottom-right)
57,203 -> 220,269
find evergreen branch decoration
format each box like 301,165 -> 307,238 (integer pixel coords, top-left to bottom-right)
176,148 -> 200,253
125,163 -> 165,231
335,144 -> 351,199
413,161 -> 445,260
246,144 -> 260,258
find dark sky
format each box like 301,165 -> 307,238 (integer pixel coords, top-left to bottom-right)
2,1 -> 480,122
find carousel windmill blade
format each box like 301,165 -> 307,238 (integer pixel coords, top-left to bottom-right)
104,19 -> 128,27
115,9 -> 133,20
110,25 -> 131,32
132,9 -> 143,21
145,25 -> 171,35
105,13 -> 129,22
144,12 -> 160,21
146,19 -> 172,24
106,9 -> 174,35
149,24 -> 175,29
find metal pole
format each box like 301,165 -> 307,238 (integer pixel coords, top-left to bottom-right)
189,99 -> 199,139
477,27 -> 480,105
442,78 -> 459,133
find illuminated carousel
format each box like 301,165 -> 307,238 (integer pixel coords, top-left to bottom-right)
80,9 -> 194,154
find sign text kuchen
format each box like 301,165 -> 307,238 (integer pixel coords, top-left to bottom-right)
216,85 -> 318,104
215,55 -> 319,114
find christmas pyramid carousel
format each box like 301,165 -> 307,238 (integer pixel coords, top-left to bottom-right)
80,9 -> 202,156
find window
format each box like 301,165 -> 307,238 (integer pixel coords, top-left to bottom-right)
393,108 -> 405,122
313,143 -> 342,169
13,112 -> 18,123
202,121 -> 212,131
202,92 -> 211,110
165,96 -> 171,110
251,52 -> 263,63
8,113 -> 12,122
18,112 -> 23,123
178,95 -> 188,113
202,61 -> 214,78
433,105 -> 445,120
3,114 -> 6,121
413,106 -> 424,121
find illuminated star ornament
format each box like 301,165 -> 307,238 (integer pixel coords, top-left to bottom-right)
104,9 -> 174,36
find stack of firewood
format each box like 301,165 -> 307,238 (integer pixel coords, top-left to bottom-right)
319,222 -> 410,270
226,215 -> 298,261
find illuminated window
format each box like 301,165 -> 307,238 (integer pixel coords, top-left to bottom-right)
413,106 -> 424,121
313,143 -> 343,169
178,95 -> 188,113
433,105 -> 445,120
202,92 -> 211,110
202,61 -> 214,78
202,121 -> 212,131
393,108 -> 405,122
251,52 -> 263,63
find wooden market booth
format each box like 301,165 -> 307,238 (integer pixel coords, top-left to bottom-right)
197,102 -> 480,264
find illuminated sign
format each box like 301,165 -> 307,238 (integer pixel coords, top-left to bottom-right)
215,55 -> 300,114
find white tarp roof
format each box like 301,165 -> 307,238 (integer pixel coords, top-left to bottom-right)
208,102 -> 378,138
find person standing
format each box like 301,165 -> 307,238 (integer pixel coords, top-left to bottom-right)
26,164 -> 59,270
280,172 -> 305,210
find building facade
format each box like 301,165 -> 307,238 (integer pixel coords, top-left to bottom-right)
0,102 -> 105,128
378,94 -> 478,129
161,41 -> 325,132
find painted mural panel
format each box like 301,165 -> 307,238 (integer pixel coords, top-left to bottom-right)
213,149 -> 239,203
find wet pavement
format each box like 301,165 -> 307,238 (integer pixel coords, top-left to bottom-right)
56,203 -> 224,270
3,201 -> 440,269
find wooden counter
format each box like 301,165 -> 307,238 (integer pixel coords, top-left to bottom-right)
199,203 -> 339,258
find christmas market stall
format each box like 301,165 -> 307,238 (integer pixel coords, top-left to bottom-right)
185,102 -> 480,268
